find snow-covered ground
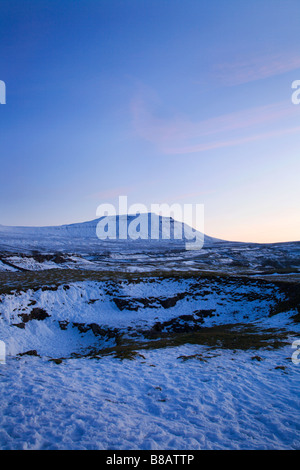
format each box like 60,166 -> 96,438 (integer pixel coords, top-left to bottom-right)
0,218 -> 299,449
0,272 -> 299,450
1,240 -> 299,279
0,345 -> 299,450
0,260 -> 18,272
0,276 -> 296,358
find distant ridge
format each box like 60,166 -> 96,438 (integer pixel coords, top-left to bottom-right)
0,213 -> 223,253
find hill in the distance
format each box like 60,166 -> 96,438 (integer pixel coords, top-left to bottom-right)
0,213 -> 223,254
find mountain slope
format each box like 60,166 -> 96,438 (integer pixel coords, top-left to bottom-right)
0,213 -> 223,253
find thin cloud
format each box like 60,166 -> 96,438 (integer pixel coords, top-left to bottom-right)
131,94 -> 299,155
164,125 -> 300,155
88,186 -> 134,200
213,53 -> 300,86
160,189 -> 216,204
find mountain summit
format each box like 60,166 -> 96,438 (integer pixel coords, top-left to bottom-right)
0,213 -> 222,253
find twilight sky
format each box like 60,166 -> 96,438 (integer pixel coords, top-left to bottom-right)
0,0 -> 299,242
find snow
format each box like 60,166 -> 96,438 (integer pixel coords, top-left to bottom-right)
0,277 -> 292,359
5,256 -> 61,271
0,214 -> 220,254
0,345 -> 299,450
0,271 -> 299,449
0,260 -> 18,272
0,217 -> 299,449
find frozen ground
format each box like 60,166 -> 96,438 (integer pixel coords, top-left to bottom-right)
0,271 -> 299,450
0,345 -> 299,450
0,217 -> 299,450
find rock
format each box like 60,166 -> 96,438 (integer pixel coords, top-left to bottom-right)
18,350 -> 39,357
159,293 -> 185,309
19,308 -> 50,323
13,322 -> 26,329
58,321 -> 69,330
113,298 -> 139,311
50,358 -> 63,364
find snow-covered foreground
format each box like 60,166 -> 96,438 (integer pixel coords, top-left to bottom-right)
0,255 -> 299,449
0,344 -> 299,450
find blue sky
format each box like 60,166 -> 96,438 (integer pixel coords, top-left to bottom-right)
0,0 -> 299,242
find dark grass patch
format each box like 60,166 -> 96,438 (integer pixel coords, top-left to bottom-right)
177,353 -> 208,362
1,267 -> 293,296
113,350 -> 146,361
292,311 -> 300,323
251,355 -> 263,361
85,323 -> 292,360
268,282 -> 300,320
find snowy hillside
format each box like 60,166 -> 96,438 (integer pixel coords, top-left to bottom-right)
0,213 -> 221,254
